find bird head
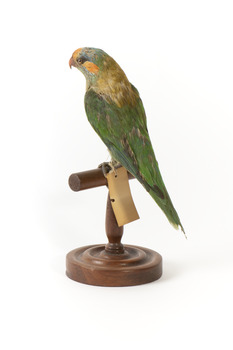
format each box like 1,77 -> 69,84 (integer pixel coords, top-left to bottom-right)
69,47 -> 106,83
69,47 -> 138,106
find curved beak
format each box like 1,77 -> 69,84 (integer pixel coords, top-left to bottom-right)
69,56 -> 75,69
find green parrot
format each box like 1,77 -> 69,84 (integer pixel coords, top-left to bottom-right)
69,47 -> 185,234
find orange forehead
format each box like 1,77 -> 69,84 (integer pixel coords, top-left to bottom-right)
83,61 -> 99,74
72,48 -> 82,60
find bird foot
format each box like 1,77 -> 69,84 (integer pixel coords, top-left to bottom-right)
98,161 -> 119,178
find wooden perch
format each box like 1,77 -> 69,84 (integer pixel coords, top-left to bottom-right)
68,167 -> 134,192
66,166 -> 162,287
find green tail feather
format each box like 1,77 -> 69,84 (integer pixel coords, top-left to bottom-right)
148,186 -> 186,236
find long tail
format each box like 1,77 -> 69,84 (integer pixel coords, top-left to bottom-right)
124,161 -> 186,236
148,185 -> 186,236
133,157 -> 186,235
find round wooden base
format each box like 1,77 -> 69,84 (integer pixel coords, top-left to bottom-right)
66,244 -> 162,287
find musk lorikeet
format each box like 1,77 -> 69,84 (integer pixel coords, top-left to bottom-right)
69,47 -> 185,234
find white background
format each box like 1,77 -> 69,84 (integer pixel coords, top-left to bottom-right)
1,0 -> 233,349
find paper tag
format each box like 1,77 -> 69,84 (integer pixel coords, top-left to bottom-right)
106,167 -> 140,227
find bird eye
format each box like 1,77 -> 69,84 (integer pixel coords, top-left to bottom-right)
77,58 -> 83,64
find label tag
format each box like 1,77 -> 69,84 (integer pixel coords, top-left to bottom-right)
106,167 -> 140,227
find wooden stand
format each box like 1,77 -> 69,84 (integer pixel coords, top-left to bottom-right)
66,168 -> 162,287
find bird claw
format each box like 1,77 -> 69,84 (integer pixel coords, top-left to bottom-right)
98,162 -> 118,178
98,162 -> 113,178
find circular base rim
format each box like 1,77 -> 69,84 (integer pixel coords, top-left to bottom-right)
66,244 -> 162,287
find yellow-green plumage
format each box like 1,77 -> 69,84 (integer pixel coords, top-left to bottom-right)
69,47 -> 185,234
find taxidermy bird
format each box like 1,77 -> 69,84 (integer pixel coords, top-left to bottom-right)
69,47 -> 185,234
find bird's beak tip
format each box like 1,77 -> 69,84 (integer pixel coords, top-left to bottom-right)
69,57 -> 74,69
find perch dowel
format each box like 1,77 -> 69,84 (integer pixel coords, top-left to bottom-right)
69,167 -> 134,192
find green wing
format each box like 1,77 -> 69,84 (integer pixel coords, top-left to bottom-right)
84,87 -> 184,231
